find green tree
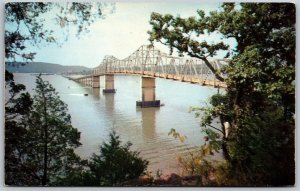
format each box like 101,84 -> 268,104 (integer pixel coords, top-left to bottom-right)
87,131 -> 149,186
149,3 -> 295,185
5,2 -> 114,61
148,9 -> 228,81
5,75 -> 84,186
52,131 -> 149,186
5,71 -> 34,185
28,75 -> 83,185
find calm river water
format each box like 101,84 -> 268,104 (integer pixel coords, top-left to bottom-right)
13,73 -> 220,175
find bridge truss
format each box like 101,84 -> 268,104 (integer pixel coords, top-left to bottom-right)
93,45 -> 228,87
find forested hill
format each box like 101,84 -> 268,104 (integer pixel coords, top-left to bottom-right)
5,62 -> 92,74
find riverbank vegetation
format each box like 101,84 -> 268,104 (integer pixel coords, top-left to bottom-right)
4,2 -> 149,186
149,3 -> 295,186
5,74 -> 148,186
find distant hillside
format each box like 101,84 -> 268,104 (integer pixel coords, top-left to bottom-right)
5,62 -> 92,74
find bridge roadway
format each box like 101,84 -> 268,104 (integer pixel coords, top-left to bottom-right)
67,70 -> 226,88
65,45 -> 228,107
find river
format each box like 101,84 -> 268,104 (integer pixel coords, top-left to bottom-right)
13,73 -> 220,175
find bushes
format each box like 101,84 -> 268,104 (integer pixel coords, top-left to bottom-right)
64,131 -> 149,186
88,131 -> 149,186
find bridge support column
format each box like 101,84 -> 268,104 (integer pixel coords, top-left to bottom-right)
92,76 -> 100,88
103,74 -> 116,93
136,76 -> 160,107
89,77 -> 92,87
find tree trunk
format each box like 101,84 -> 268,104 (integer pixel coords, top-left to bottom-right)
189,53 -> 225,82
222,139 -> 231,162
42,94 -> 48,186
202,58 -> 225,82
220,115 -> 231,162
42,128 -> 48,185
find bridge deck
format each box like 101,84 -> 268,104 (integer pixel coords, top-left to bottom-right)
65,45 -> 228,88
66,71 -> 227,88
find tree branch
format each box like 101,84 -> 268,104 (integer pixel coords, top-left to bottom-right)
188,52 -> 225,81
207,124 -> 224,135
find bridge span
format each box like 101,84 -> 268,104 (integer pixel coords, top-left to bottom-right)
66,45 -> 229,107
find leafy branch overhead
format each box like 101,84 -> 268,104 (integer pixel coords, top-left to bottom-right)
5,2 -> 115,61
148,11 -> 229,81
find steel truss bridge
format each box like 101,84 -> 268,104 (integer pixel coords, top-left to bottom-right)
69,45 -> 229,89
92,45 -> 228,87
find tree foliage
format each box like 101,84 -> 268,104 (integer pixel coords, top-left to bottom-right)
150,3 -> 295,186
5,2 -> 114,61
47,131 -> 149,186
5,75 -> 84,186
5,78 -> 149,186
5,75 -> 149,186
148,9 -> 228,81
87,131 -> 149,186
5,72 -> 34,185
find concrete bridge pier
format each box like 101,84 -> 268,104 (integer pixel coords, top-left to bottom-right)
85,78 -> 88,86
86,78 -> 88,86
136,76 -> 160,107
92,76 -> 100,88
103,74 -> 116,93
89,77 -> 92,87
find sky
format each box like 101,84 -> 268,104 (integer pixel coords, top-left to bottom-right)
7,2 -> 234,68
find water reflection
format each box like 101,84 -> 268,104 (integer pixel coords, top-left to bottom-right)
90,87 -> 100,98
137,107 -> 159,141
103,91 -> 115,116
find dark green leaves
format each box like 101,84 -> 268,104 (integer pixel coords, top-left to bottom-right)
149,10 -> 228,81
5,74 -> 83,185
88,131 -> 149,186
159,3 -> 295,185
5,2 -> 114,61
